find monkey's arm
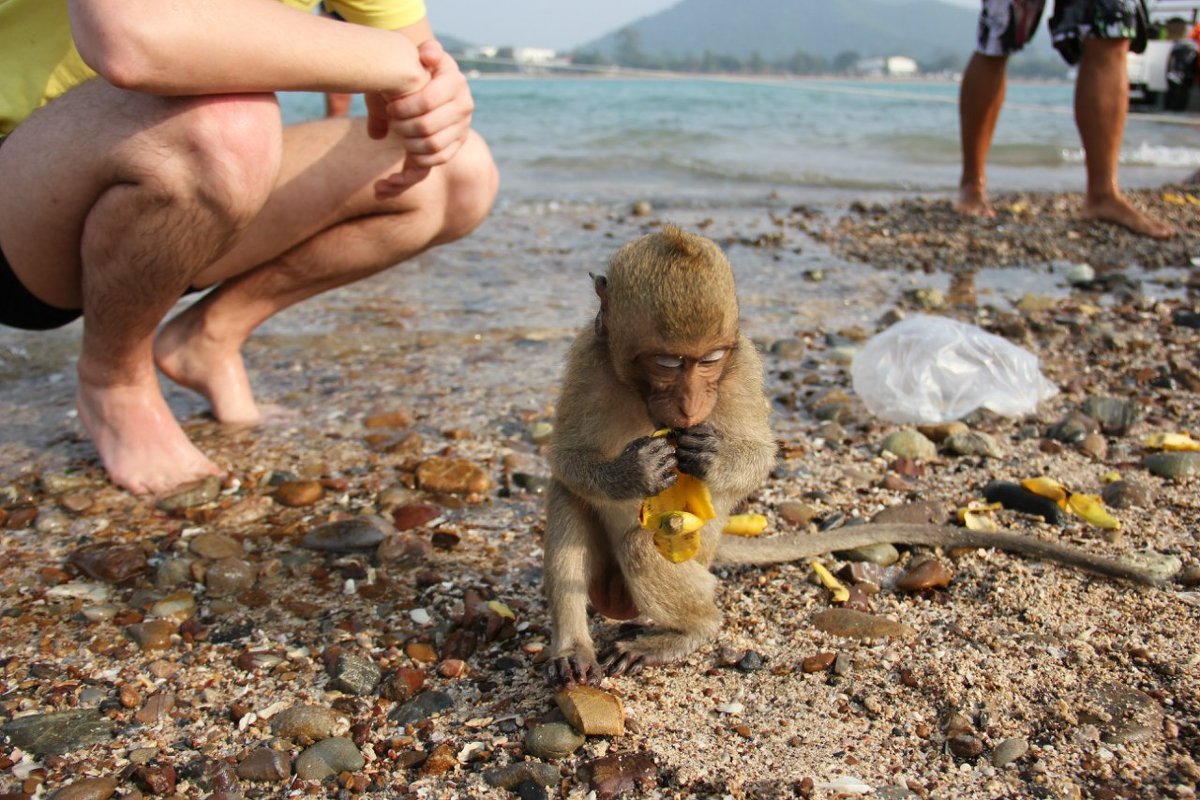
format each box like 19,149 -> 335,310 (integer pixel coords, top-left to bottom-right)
712,523 -> 1164,586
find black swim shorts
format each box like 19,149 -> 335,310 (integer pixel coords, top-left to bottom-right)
977,0 -> 1149,65
0,136 -> 84,331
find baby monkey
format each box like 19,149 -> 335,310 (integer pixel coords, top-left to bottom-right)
543,225 -> 1159,686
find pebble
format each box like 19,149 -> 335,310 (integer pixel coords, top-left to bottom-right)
274,480 -> 324,507
943,431 -> 1003,458
364,410 -> 413,429
188,532 -> 244,560
777,501 -> 818,527
149,591 -> 195,620
270,704 -> 348,743
525,722 -> 585,760
1082,396 -> 1140,436
59,490 -> 95,513
529,421 -> 555,443
294,737 -> 364,781
236,747 -> 291,782
1046,411 -> 1099,444
810,608 -> 916,640
391,503 -> 442,530
895,560 -> 953,592
991,737 -> 1029,768
68,543 -> 148,584
127,619 -> 177,651
835,542 -> 900,566
44,581 -> 109,603
556,684 -> 625,736
154,557 -> 193,590
1080,682 -> 1164,744
1142,452 -> 1200,480
156,475 -> 222,510
204,558 -> 257,597
36,508 -> 72,534
484,763 -> 560,790
2,709 -> 113,755
631,199 -> 653,216
1117,551 -> 1182,583
416,457 -> 492,495
377,532 -> 433,567
770,338 -> 807,359
381,667 -> 427,701
419,741 -> 459,777
880,430 -> 937,460
581,752 -> 657,797
1100,479 -> 1153,509
947,734 -> 984,760
48,776 -> 119,800
801,652 -> 837,673
302,516 -> 392,552
917,421 -> 969,442
871,500 -> 946,526
329,652 -> 381,696
390,690 -> 455,726
1078,432 -> 1108,461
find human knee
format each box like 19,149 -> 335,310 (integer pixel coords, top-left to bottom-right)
162,95 -> 282,229
436,132 -> 499,243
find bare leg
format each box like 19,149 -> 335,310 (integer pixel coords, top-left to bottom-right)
956,52 -> 1008,217
1075,38 -> 1176,238
152,119 -> 498,424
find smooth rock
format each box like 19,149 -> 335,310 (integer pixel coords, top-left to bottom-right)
801,652 -> 837,673
204,557 -> 257,597
270,704 -> 348,744
391,503 -> 442,531
68,543 -> 148,584
870,500 -> 946,527
1142,452 -> 1200,480
991,737 -> 1029,768
389,690 -> 454,725
188,532 -> 244,560
149,591 -> 195,619
377,532 -> 432,567
154,557 -> 193,590
294,737 -> 363,781
1101,480 -> 1153,509
48,776 -> 119,800
917,421 -> 969,443
274,480 -> 324,508
943,431 -> 1003,458
895,560 -> 953,592
810,608 -> 915,640
1080,682 -> 1164,744
416,457 -> 492,495
381,668 -> 427,701
236,748 -> 291,782
302,516 -> 391,552
1046,412 -> 1098,444
127,619 -> 177,651
525,722 -> 585,761
580,752 -> 657,797
1116,551 -> 1182,583
555,685 -> 625,736
483,763 -> 561,790
1078,432 -> 1108,460
880,430 -> 937,460
778,502 -> 818,527
948,734 -> 984,760
2,709 -> 113,755
156,475 -> 222,510
364,410 -> 413,429
835,542 -> 900,566
1082,396 -> 1140,436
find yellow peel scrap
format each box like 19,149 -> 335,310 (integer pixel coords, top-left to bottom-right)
650,511 -> 705,563
1066,494 -> 1121,531
486,600 -> 515,620
957,501 -> 1002,531
809,561 -> 849,603
1020,477 -> 1069,508
1163,192 -> 1188,205
723,513 -> 768,537
1143,432 -> 1200,452
1102,471 -> 1122,483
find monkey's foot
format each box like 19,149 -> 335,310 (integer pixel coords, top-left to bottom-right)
546,655 -> 602,687
603,629 -> 703,676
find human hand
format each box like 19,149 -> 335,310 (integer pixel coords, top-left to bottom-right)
366,40 -> 476,197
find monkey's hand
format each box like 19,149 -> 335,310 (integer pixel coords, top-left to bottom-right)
675,423 -> 719,479
604,436 -> 677,500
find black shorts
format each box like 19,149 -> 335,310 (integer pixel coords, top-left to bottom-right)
0,137 -> 84,331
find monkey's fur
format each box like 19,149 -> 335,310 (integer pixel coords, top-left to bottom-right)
543,225 -> 1160,685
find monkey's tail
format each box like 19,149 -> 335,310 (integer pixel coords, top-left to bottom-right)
712,523 -> 1166,586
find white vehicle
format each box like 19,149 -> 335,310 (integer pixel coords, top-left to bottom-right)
1128,0 -> 1200,110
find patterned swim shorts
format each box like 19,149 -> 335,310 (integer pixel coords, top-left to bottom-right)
976,0 -> 1149,65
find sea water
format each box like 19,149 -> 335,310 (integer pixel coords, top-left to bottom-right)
282,75 -> 1200,206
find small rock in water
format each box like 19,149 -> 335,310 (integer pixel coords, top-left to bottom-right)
294,737 -> 364,781
302,515 -> 392,552
67,543 -> 148,584
810,608 -> 915,640
880,430 -> 937,460
274,480 -> 324,507
156,475 -> 222,510
524,722 -> 585,761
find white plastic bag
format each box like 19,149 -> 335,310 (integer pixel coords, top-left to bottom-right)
850,314 -> 1058,424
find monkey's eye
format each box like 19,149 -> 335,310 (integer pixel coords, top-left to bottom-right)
700,349 -> 727,364
653,355 -> 684,368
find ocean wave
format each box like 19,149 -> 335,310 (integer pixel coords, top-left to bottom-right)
1061,142 -> 1200,168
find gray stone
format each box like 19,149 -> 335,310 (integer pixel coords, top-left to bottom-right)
1143,452 -> 1200,480
3,709 -> 113,755
880,430 -> 937,460
524,722 -> 585,761
294,737 -> 363,781
1082,396 -> 1140,436
302,516 -> 391,553
484,763 -> 561,790
835,542 -> 900,566
330,652 -> 381,696
156,475 -> 222,510
991,737 -> 1029,768
943,431 -> 1003,458
1117,551 -> 1183,583
205,557 -> 257,597
389,690 -> 455,725
1080,682 -> 1164,745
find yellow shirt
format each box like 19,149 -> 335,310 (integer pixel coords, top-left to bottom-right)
0,0 -> 427,136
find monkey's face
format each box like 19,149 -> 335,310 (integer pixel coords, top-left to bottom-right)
635,340 -> 733,429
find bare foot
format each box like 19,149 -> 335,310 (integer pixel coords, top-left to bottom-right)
154,305 -> 261,424
1082,193 -> 1176,239
955,183 -> 996,218
76,377 -> 224,495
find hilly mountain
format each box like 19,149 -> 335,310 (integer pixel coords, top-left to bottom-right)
576,0 -> 1030,65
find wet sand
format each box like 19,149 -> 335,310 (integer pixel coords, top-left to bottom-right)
0,187 -> 1198,799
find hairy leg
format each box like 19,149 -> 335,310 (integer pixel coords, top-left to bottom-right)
153,118 -> 498,424
0,81 -> 281,494
544,484 -> 607,685
957,52 -> 1008,217
1075,38 -> 1175,238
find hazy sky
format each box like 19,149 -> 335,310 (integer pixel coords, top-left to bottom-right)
430,0 -> 980,51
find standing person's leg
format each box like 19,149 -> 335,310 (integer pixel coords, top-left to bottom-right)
0,80 -> 283,495
957,52 -> 1010,216
1074,37 -> 1176,237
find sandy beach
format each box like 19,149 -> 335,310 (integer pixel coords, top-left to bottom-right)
0,184 -> 1198,799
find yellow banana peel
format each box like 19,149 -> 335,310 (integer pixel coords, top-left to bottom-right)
723,513 -> 768,537
641,473 -> 716,563
1066,493 -> 1121,530
1144,432 -> 1200,452
809,560 -> 849,603
957,501 -> 1002,531
1020,476 -> 1069,508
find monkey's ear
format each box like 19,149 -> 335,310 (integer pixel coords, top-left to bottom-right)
590,273 -> 610,338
